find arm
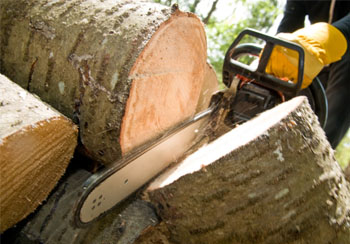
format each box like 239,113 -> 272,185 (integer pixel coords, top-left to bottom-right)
277,0 -> 306,33
333,14 -> 350,50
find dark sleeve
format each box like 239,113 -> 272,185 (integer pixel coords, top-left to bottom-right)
333,14 -> 350,46
277,0 -> 307,34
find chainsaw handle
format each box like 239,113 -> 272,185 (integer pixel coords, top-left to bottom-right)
223,28 -> 305,97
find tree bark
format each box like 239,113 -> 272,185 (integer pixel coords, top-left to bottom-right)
0,0 -> 208,165
203,0 -> 219,24
345,165 -> 350,182
8,96 -> 349,244
3,166 -> 160,244
189,0 -> 201,14
140,96 -> 350,244
0,74 -> 78,233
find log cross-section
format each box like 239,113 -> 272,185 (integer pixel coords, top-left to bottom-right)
5,97 -> 349,244
0,74 -> 78,233
0,0 -> 210,165
141,96 -> 350,244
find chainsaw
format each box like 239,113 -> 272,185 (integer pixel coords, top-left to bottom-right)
74,29 -> 328,227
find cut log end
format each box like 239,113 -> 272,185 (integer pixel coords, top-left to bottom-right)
143,96 -> 350,243
120,10 -> 207,154
1,1 -> 210,164
195,63 -> 218,113
148,96 -> 307,190
0,75 -> 78,232
5,96 -> 349,244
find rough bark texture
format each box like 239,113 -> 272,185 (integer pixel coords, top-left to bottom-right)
15,168 -> 92,244
0,74 -> 78,233
1,166 -> 160,244
140,96 -> 350,244
3,96 -> 349,243
0,0 -> 208,164
345,165 -> 350,182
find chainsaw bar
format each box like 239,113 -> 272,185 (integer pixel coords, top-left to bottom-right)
74,28 -> 328,227
74,107 -> 213,227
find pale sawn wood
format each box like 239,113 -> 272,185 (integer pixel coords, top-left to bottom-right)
0,0 -> 208,164
0,74 -> 78,232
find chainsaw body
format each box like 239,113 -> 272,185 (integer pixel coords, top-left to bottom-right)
223,29 -> 328,128
74,29 -> 328,226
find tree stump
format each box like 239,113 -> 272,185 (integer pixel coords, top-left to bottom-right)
0,74 -> 78,233
0,0 -> 209,165
139,96 -> 350,244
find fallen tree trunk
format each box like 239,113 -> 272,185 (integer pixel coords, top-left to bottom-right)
0,0 -> 209,165
2,166 -> 159,244
8,96 -> 350,243
0,74 -> 78,233
139,96 -> 350,244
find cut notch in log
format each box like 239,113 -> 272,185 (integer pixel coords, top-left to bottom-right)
141,96 -> 350,244
0,74 -> 78,233
0,0 -> 211,165
5,96 -> 349,244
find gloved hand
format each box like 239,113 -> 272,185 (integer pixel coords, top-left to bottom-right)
266,23 -> 347,89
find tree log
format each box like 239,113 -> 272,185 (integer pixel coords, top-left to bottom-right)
0,0 -> 209,164
139,96 -> 350,244
2,166 -> 160,244
0,74 -> 78,233
7,96 -> 349,243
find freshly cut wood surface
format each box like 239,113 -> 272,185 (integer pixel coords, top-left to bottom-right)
120,10 -> 207,152
195,63 -> 218,113
0,74 -> 78,233
0,0 -> 208,164
5,96 -> 349,244
141,96 -> 350,244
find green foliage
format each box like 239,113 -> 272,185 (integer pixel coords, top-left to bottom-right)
153,0 -> 350,171
206,0 -> 280,82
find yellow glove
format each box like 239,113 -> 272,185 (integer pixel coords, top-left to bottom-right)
266,23 -> 347,89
